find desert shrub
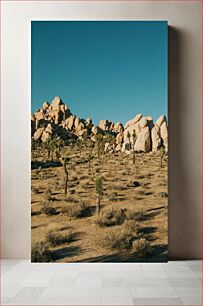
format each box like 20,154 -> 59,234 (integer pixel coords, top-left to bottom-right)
69,188 -> 75,195
79,175 -> 88,180
65,196 -> 78,203
127,181 -> 140,188
44,188 -> 52,201
67,182 -> 76,188
110,177 -> 118,182
132,238 -> 153,257
71,176 -> 78,181
99,228 -> 132,251
114,185 -> 127,191
46,230 -> 73,246
94,208 -> 125,227
80,182 -> 88,189
123,220 -> 139,236
63,202 -> 89,219
158,192 -> 168,198
31,241 -> 52,262
32,187 -> 39,194
41,205 -> 57,216
125,209 -> 147,222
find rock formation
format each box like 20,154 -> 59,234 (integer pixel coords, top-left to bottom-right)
31,96 -> 168,153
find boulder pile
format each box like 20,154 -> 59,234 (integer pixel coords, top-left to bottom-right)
31,96 -> 168,153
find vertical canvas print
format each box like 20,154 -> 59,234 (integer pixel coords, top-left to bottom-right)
31,21 -> 168,262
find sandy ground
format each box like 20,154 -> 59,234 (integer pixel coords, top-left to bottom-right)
31,146 -> 168,262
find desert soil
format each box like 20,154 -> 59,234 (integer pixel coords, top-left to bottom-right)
31,146 -> 168,262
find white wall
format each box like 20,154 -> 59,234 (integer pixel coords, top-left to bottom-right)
1,1 -> 202,259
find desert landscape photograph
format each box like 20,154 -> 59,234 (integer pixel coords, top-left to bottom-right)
31,21 -> 168,263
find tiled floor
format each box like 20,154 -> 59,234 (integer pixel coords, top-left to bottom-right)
1,260 -> 202,305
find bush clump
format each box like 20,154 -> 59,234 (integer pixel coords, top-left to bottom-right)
99,228 -> 132,251
123,219 -> 139,236
63,202 -> 89,219
46,230 -> 73,246
132,238 -> 153,257
44,188 -> 52,201
41,205 -> 57,216
94,208 -> 125,227
125,209 -> 148,222
31,241 -> 52,262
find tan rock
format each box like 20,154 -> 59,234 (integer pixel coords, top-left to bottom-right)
124,114 -> 142,129
114,122 -> 124,133
91,125 -> 99,135
99,120 -> 111,131
41,131 -> 51,142
151,124 -> 161,151
75,122 -> 85,132
91,135 -> 97,142
35,109 -> 45,121
115,144 -> 122,152
33,127 -> 44,141
123,123 -> 140,144
42,101 -> 50,111
156,115 -> 166,127
51,96 -> 62,107
74,117 -> 80,129
160,121 -> 168,152
77,129 -> 88,138
104,142 -> 110,152
134,126 -> 151,152
86,117 -> 92,127
116,132 -> 123,144
139,117 -> 148,128
66,115 -> 75,130
45,123 -> 53,134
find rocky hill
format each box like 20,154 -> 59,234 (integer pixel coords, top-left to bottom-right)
31,96 -> 168,153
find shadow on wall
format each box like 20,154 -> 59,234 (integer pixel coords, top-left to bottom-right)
168,26 -> 202,259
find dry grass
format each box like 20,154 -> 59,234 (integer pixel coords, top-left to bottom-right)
46,229 -> 73,246
31,241 -> 52,262
31,146 -> 168,262
62,202 -> 90,219
94,208 -> 125,227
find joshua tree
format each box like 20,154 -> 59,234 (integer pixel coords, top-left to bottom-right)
55,138 -> 63,160
61,157 -> 69,195
95,175 -> 103,215
160,147 -> 165,168
76,139 -> 83,157
86,138 -> 95,174
132,129 -> 137,164
127,131 -> 131,149
96,133 -> 104,160
106,134 -> 116,155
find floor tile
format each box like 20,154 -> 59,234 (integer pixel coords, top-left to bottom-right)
142,271 -> 168,278
170,277 -> 202,287
175,287 -> 202,298
41,287 -> 101,298
47,277 -> 76,288
135,286 -> 178,298
35,297 -> 102,305
180,296 -> 202,305
15,287 -> 45,298
133,297 -> 183,305
3,296 -> 39,305
102,287 -> 132,298
102,278 -> 123,287
166,271 -> 197,279
102,297 -> 134,305
124,277 -> 172,288
2,287 -> 22,299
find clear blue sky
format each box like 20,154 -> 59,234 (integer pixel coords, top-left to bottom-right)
31,21 -> 168,125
